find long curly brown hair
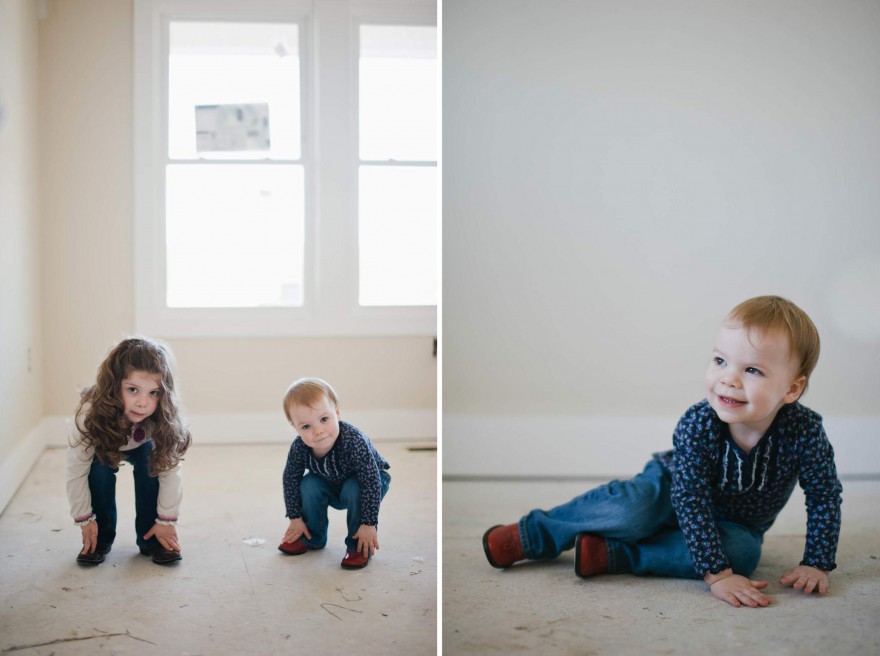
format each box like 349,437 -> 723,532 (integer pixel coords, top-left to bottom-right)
73,337 -> 192,475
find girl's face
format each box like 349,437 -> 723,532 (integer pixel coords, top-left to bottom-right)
120,370 -> 162,425
288,394 -> 341,457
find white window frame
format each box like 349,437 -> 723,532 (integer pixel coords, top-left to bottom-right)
355,16 -> 438,308
133,0 -> 437,337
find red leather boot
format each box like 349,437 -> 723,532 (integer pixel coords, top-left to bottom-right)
482,524 -> 525,568
575,533 -> 608,578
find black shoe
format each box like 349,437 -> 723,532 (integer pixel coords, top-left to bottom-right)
76,545 -> 110,565
143,545 -> 182,565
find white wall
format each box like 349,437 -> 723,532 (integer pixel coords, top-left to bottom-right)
443,0 -> 880,476
0,0 -> 44,509
38,0 -> 436,431
0,0 -> 436,513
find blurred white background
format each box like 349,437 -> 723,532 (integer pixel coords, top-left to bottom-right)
443,0 -> 880,476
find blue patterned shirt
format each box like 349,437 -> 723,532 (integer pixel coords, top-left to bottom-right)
655,400 -> 842,576
282,420 -> 389,526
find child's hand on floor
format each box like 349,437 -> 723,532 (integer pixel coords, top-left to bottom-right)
80,520 -> 98,554
282,517 -> 312,544
352,524 -> 379,557
145,523 -> 181,552
705,569 -> 771,608
780,565 -> 828,594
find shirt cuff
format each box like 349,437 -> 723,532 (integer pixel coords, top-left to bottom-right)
74,513 -> 95,526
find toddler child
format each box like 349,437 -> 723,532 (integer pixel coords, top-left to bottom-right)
483,296 -> 842,608
66,336 -> 192,565
279,378 -> 391,569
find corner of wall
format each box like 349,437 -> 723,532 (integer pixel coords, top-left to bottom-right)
0,420 -> 54,515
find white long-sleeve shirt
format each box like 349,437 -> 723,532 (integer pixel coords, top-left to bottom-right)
66,421 -> 183,522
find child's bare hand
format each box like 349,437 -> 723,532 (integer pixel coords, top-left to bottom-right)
80,520 -> 98,554
780,565 -> 828,595
352,524 -> 379,558
706,569 -> 770,608
144,523 -> 181,552
282,517 -> 312,544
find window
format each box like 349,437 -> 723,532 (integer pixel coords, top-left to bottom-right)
134,0 -> 437,336
167,21 -> 304,309
359,24 -> 437,307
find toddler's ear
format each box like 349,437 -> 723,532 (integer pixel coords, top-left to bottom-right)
784,376 -> 807,403
335,405 -> 341,419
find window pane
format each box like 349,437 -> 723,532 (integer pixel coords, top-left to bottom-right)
169,22 -> 300,160
359,25 -> 437,161
166,165 -> 304,308
359,166 -> 437,306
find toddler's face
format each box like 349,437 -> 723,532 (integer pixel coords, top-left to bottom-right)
288,394 -> 341,455
120,369 -> 162,425
704,324 -> 805,438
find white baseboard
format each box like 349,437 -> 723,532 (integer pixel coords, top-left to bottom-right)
0,420 -> 53,514
442,414 -> 880,478
0,410 -> 434,514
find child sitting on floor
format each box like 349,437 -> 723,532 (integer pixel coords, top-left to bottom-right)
279,378 -> 391,569
483,296 -> 842,608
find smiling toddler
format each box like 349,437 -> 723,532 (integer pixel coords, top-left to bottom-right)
482,296 -> 842,608
279,378 -> 391,569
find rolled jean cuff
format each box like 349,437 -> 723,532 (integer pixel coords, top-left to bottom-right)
605,538 -> 621,574
517,517 -> 535,560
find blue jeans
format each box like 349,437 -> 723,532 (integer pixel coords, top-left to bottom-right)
88,442 -> 161,552
300,470 -> 391,551
519,459 -> 764,578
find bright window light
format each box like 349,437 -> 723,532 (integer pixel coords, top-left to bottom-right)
168,22 -> 300,160
165,21 -> 303,309
166,165 -> 305,308
359,25 -> 437,161
358,24 -> 437,307
135,4 -> 437,335
359,166 -> 437,306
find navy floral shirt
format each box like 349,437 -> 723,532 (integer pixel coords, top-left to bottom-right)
655,400 -> 842,576
282,420 -> 389,526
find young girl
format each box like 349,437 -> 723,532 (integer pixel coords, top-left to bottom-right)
482,296 -> 842,608
66,337 -> 192,566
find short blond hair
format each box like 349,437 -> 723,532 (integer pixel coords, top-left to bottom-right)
282,377 -> 340,422
724,295 -> 820,394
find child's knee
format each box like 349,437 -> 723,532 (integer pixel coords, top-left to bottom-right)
339,479 -> 361,507
627,510 -> 664,539
722,528 -> 762,576
89,458 -> 116,474
729,548 -> 761,577
300,475 -> 327,502
619,500 -> 672,541
299,476 -> 330,514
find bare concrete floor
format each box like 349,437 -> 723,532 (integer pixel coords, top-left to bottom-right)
0,443 -> 436,655
444,478 -> 880,655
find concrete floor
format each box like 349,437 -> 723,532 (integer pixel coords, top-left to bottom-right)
0,443 -> 436,655
444,478 -> 880,655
